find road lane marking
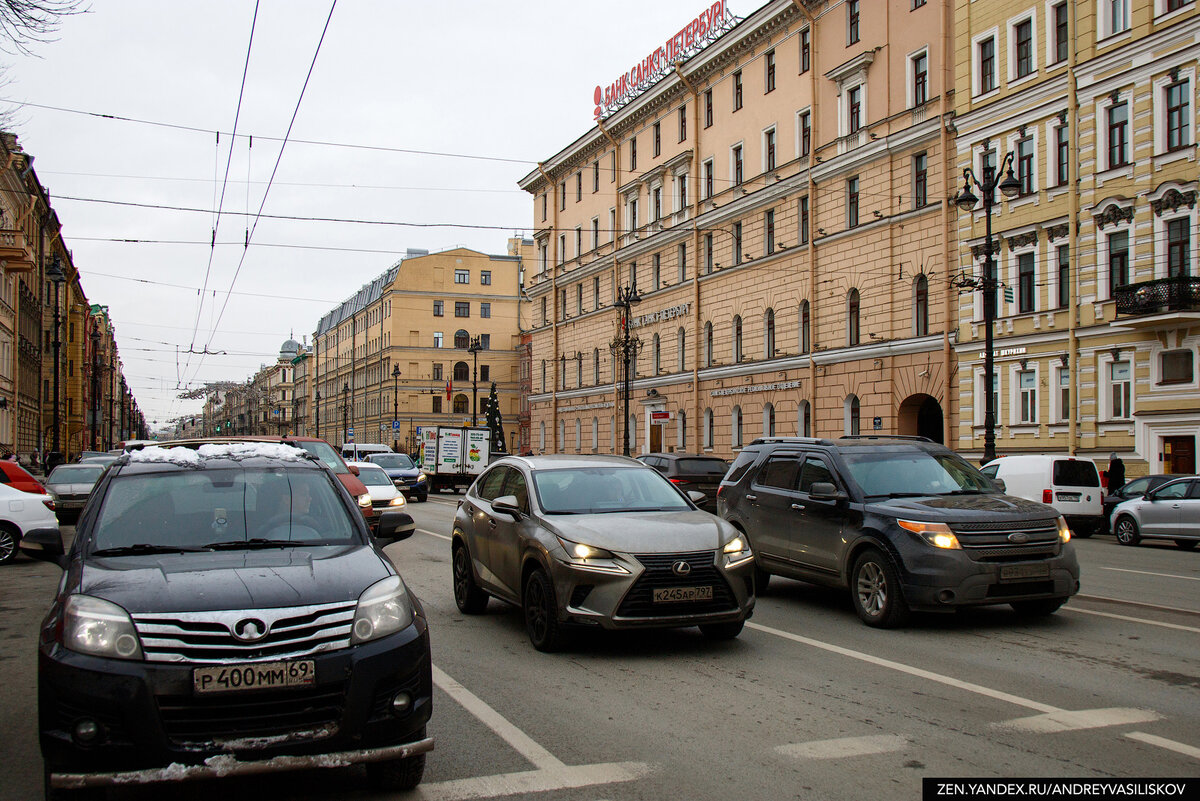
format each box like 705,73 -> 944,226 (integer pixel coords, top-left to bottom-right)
1125,732 -> 1200,761
746,621 -> 1060,713
995,708 -> 1161,734
1077,594 -> 1200,615
414,762 -> 654,801
1065,607 -> 1200,634
776,734 -> 907,760
418,528 -> 451,541
1100,567 -> 1200,582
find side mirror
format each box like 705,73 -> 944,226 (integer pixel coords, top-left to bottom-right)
19,527 -> 66,568
373,510 -> 414,545
348,464 -> 360,476
809,482 -> 844,501
686,490 -> 706,504
993,478 -> 1007,493
492,495 -> 522,518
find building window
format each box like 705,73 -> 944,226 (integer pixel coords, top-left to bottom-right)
653,122 -> 661,157
455,302 -> 470,318
846,395 -> 860,436
652,334 -> 661,374
1016,136 -> 1034,195
913,152 -> 928,208
540,194 -> 547,221
847,177 -> 860,228
703,159 -> 714,198
678,173 -> 688,211
1167,218 -> 1191,277
705,232 -> 714,273
677,327 -> 686,371
433,363 -> 443,380
800,28 -> 811,73
765,210 -> 775,255
705,321 -> 714,365
1055,123 -> 1069,186
1052,2 -> 1068,64
848,85 -> 862,133
1108,102 -> 1129,168
592,276 -> 600,309
912,52 -> 928,106
454,269 -> 469,284
652,186 -> 662,221
480,270 -> 491,286
679,105 -> 687,142
1018,369 -> 1037,423
593,160 -> 600,192
1014,18 -> 1034,79
765,128 -> 776,171
1057,244 -> 1070,308
652,254 -> 661,290
733,221 -> 743,264
560,182 -> 566,210
732,145 -> 743,185
732,406 -> 744,448
800,300 -> 811,353
576,172 -> 582,202
483,365 -> 491,383
763,403 -> 776,437
765,49 -> 776,93
1109,230 -> 1130,295
481,302 -> 491,319
453,361 -> 470,382
629,136 -> 637,171
1166,80 -> 1191,151
433,332 -> 443,348
765,308 -> 776,358
677,243 -> 687,282
453,394 -> 469,415
799,196 -> 809,244
1057,367 -> 1070,422
799,110 -> 811,157
1105,0 -> 1130,36
979,37 -> 996,94
915,274 -> 929,336
733,315 -> 743,362
799,400 -> 812,437
1017,252 -> 1036,313
432,396 -> 442,413
704,408 -> 714,448
704,88 -> 713,127
1110,360 -> 1132,418
733,70 -> 743,111
848,288 -> 861,345
433,300 -> 444,317
848,0 -> 860,44
1160,349 -> 1194,384
454,329 -> 470,349
540,297 -> 547,325
593,349 -> 600,384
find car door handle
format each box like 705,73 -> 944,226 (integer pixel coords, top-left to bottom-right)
745,494 -> 757,501
488,518 -> 498,529
791,503 -> 805,511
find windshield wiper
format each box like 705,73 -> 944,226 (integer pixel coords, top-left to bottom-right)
206,538 -> 304,550
941,489 -> 986,495
92,543 -> 210,556
866,492 -> 930,499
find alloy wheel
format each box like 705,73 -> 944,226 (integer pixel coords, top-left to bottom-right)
0,529 -> 14,563
856,561 -> 887,617
525,577 -> 549,642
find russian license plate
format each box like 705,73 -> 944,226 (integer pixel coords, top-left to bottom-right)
652,586 -> 713,602
193,660 -> 315,695
1000,564 -> 1051,581
1057,492 -> 1081,502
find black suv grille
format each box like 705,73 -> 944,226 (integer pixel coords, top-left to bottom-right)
156,684 -> 345,744
615,550 -> 736,618
951,520 -> 1061,562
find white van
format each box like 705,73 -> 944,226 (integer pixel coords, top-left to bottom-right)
981,455 -> 1104,537
341,443 -> 393,462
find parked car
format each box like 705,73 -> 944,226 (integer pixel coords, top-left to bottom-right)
78,453 -> 119,469
349,461 -> 409,521
44,463 -> 107,524
1111,476 -> 1200,549
367,452 -> 429,502
23,442 -> 432,795
0,481 -> 58,564
75,450 -> 109,462
0,458 -> 48,495
1102,474 -> 1191,524
636,453 -> 730,513
719,436 -> 1080,628
452,455 -> 755,651
342,443 -> 393,462
980,455 -> 1105,537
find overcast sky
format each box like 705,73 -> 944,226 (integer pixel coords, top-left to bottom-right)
2,0 -> 719,428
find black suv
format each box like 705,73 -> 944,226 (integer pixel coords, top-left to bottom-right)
718,436 -> 1080,627
22,443 -> 433,796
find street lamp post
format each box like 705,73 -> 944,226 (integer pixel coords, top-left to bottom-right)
391,364 -> 401,450
342,382 -> 350,446
46,256 -> 65,458
315,390 -> 322,439
954,154 -> 1021,465
467,336 -> 482,426
610,281 -> 642,456
90,326 -> 101,451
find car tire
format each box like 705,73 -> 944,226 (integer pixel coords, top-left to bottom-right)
366,732 -> 426,791
1114,516 -> 1141,546
1010,597 -> 1067,616
1174,539 -> 1198,550
452,543 -> 489,614
416,493 -> 428,503
699,619 -> 744,640
850,548 -> 910,629
523,568 -> 566,652
0,523 -> 19,565
1072,525 -> 1094,539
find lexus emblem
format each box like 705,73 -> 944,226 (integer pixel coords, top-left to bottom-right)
232,618 -> 268,642
671,561 -> 692,576
1007,533 -> 1030,544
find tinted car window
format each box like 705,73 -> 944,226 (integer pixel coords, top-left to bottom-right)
1155,480 -> 1190,500
501,469 -> 530,513
1189,481 -> 1200,500
1119,477 -> 1150,497
48,465 -> 105,484
477,467 -> 508,501
757,457 -> 800,490
1053,460 -> 1100,487
725,450 -> 758,485
355,465 -> 393,487
979,464 -> 998,478
370,454 -> 415,469
677,458 -> 729,475
797,456 -> 835,493
293,440 -> 350,475
533,467 -> 691,514
842,449 -> 991,496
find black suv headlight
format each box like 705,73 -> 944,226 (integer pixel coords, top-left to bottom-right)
897,519 -> 962,550
63,595 -> 143,660
351,576 -> 415,643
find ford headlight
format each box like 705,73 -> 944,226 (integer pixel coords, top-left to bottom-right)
63,595 -> 143,660
897,519 -> 961,549
416,473 -> 428,483
357,493 -> 372,508
351,576 -> 414,644
722,534 -> 754,567
1056,516 -> 1072,543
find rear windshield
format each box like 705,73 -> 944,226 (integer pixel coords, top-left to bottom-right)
370,454 -> 415,469
355,466 -> 393,487
48,465 -> 105,484
676,458 -> 729,476
1053,460 -> 1100,487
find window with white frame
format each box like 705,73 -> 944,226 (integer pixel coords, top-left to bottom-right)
676,172 -> 688,212
704,408 -> 714,448
731,144 -> 744,186
652,333 -> 661,374
845,395 -> 860,436
732,406 -> 743,448
1055,365 -> 1070,423
798,400 -> 812,437
1010,15 -> 1035,80
974,32 -> 998,95
763,127 -> 777,172
677,243 -> 687,283
1107,229 -> 1130,297
652,185 -> 662,222
847,85 -> 863,134
609,208 -> 616,243
798,109 -> 812,158
652,253 -> 661,290
677,327 -> 686,371
591,217 -> 599,250
1106,100 -> 1130,168
703,159 -> 714,199
1018,368 -> 1038,423
557,234 -> 566,264
1109,359 -> 1132,419
1161,74 -> 1193,153
1159,349 -> 1194,384
1166,216 -> 1192,277
1053,122 -> 1069,186
976,371 -> 1001,426
1049,2 -> 1069,64
1016,135 -> 1035,195
1100,0 -> 1130,38
910,50 -> 928,107
1017,251 -> 1037,313
763,403 -> 776,437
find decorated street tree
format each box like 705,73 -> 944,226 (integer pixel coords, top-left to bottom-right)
484,382 -> 506,454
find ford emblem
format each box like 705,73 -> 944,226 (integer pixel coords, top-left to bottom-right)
232,618 -> 269,642
1007,532 -> 1030,544
671,560 -> 692,576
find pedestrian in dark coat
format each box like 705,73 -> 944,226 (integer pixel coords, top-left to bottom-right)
1107,452 -> 1125,492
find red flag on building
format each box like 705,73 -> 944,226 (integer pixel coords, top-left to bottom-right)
445,380 -> 451,400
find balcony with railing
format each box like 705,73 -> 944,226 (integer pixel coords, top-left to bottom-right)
0,229 -> 33,272
1113,275 -> 1200,329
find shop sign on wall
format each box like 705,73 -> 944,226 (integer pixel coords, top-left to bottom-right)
710,379 -> 802,397
630,303 -> 691,329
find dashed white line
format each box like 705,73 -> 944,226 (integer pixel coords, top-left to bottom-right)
1065,607 -> 1200,634
776,734 -> 907,760
1125,732 -> 1200,761
418,528 -> 451,541
994,708 -> 1161,734
1100,567 -> 1200,582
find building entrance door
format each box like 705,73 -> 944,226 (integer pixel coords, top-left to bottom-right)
650,424 -> 662,453
1163,436 -> 1195,474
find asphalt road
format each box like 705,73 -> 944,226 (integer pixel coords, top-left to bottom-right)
2,497 -> 1197,801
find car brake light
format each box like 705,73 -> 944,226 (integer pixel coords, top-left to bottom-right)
669,478 -> 690,485
1042,489 -> 1054,504
716,486 -> 724,497
42,498 -> 55,511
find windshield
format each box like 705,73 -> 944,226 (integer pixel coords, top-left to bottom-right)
48,465 -> 105,485
291,440 -> 349,475
1053,459 -> 1100,487
532,466 -> 693,514
370,454 -> 415,469
677,458 -> 729,476
355,466 -> 393,487
842,449 -> 995,497
89,466 -> 359,554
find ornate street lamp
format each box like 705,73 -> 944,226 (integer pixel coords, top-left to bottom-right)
391,364 -> 401,450
467,336 -> 483,426
610,280 -> 643,456
955,153 -> 1021,464
90,325 -> 102,451
46,255 -> 66,457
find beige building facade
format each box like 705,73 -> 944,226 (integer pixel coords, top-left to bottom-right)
953,0 -> 1200,478
521,0 -> 959,459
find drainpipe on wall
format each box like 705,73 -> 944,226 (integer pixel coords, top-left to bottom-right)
597,124 -> 622,451
536,163 -> 559,453
792,0 -> 819,436
940,0 -> 954,445
1067,0 -> 1080,455
675,63 -> 702,452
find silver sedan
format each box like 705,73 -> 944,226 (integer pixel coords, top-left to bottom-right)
451,455 -> 756,651
1111,476 -> 1200,550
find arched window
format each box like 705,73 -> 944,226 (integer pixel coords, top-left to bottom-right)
574,418 -> 581,452
593,348 -> 600,384
914,274 -> 929,336
704,408 -> 714,448
628,413 -> 638,452
677,327 -> 686,371
541,360 -> 547,392
591,417 -> 598,451
453,361 -> 469,381
764,308 -> 776,358
453,393 -> 469,414
705,321 -> 714,366
733,315 -> 743,362
454,329 -> 470,349
845,394 -> 860,436
576,352 -> 583,388
763,403 -> 776,437
732,405 -> 743,448
800,300 -> 810,354
677,410 -> 686,449
539,421 -> 546,452
610,415 -> 616,451
558,418 -> 565,450
798,399 -> 812,437
652,333 -> 661,374
847,289 -> 861,346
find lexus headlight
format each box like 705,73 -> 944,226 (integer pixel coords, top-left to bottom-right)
416,473 -> 428,483
897,519 -> 961,549
1056,516 -> 1072,543
357,493 -> 372,508
388,495 -> 407,507
722,534 -> 754,567
63,595 -> 143,660
555,536 -> 628,573
351,576 -> 414,644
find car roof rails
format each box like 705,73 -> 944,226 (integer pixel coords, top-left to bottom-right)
748,437 -> 836,446
837,435 -> 934,442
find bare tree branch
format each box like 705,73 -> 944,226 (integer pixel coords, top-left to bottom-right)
0,0 -> 86,56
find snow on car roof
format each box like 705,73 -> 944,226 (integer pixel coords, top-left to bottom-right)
129,443 -> 308,466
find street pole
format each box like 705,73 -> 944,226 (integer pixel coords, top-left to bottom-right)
612,281 -> 642,457
47,256 -> 65,457
90,326 -> 101,451
391,364 -> 400,450
468,336 -> 482,426
315,390 -> 321,439
342,382 -> 349,446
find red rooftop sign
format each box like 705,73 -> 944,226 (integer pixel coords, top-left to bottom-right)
593,1 -> 734,120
